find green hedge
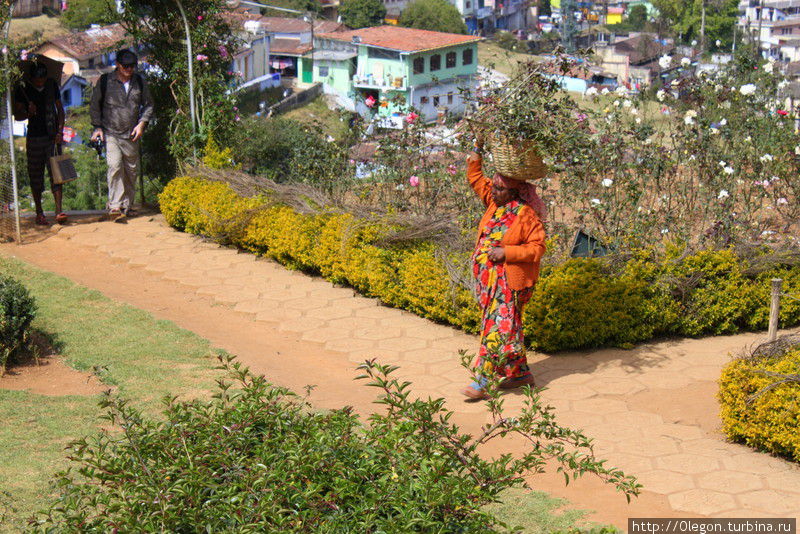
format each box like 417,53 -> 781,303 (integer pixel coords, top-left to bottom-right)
0,273 -> 37,373
159,176 -> 800,352
719,347 -> 800,462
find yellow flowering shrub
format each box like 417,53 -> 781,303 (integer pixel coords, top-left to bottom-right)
160,177 -> 800,352
719,349 -> 800,462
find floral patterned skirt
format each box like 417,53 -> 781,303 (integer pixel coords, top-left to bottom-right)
472,255 -> 533,379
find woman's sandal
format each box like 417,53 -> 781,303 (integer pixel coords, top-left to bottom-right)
55,212 -> 68,224
35,213 -> 49,226
499,374 -> 536,389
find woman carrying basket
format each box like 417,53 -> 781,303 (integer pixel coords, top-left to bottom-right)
462,136 -> 547,400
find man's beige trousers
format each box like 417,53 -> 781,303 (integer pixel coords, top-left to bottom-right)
106,135 -> 139,211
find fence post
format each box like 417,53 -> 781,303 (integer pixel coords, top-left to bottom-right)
768,278 -> 783,342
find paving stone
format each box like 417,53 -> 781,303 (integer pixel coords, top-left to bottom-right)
668,489 -> 737,515
269,316 -> 325,332
353,326 -> 404,341
606,411 -> 663,427
636,469 -> 695,494
738,490 -> 799,515
545,384 -> 597,401
656,453 -> 720,475
326,317 -> 378,330
633,371 -> 694,389
579,423 -> 643,443
616,437 -> 681,457
403,324 -> 458,341
585,378 -> 646,396
648,423 -> 706,441
402,349 -> 460,365
346,349 -> 400,364
304,306 -> 355,321
765,470 -> 800,493
722,454 -> 792,475
679,438 -> 742,457
682,365 -> 724,381
301,327 -> 352,343
377,337 -> 427,352
324,338 -> 377,353
233,299 -> 282,315
571,398 -> 628,414
696,471 -> 765,493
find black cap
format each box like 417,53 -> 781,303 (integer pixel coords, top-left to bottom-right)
29,63 -> 48,80
116,49 -> 138,66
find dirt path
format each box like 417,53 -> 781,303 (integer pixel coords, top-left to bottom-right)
2,214 -> 799,527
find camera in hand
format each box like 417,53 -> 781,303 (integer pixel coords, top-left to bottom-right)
86,138 -> 105,158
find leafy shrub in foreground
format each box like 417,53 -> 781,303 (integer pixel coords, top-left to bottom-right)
32,356 -> 640,532
0,274 -> 37,374
158,176 -> 800,352
719,344 -> 800,462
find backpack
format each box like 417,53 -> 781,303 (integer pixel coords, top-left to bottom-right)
98,72 -> 144,118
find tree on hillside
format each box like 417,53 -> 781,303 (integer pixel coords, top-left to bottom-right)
257,0 -> 320,16
339,0 -> 386,29
652,0 -> 738,49
627,4 -> 648,29
61,0 -> 118,29
399,0 -> 468,35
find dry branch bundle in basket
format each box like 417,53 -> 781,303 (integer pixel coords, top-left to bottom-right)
487,133 -> 548,182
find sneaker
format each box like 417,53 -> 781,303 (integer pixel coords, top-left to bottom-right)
35,213 -> 49,226
108,208 -> 125,223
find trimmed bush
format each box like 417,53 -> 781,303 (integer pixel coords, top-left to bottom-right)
0,274 -> 37,374
159,176 -> 800,352
719,347 -> 800,462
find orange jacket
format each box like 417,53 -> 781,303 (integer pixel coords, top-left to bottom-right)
468,155 -> 546,290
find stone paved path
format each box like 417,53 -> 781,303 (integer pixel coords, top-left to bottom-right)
9,215 -> 800,521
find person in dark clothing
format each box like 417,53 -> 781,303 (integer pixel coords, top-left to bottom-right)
14,62 -> 66,225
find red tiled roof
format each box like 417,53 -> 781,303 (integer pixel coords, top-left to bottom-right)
43,23 -> 129,61
270,38 -> 312,56
317,25 -> 481,53
222,13 -> 348,35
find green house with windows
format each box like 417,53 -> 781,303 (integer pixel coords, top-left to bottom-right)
313,26 -> 481,126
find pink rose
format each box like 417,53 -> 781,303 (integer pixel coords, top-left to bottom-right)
196,54 -> 209,62
365,95 -> 376,108
405,112 -> 418,123
409,175 -> 419,187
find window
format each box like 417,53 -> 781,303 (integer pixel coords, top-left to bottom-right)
62,90 -> 72,107
433,95 -> 440,107
318,65 -> 329,77
447,93 -> 453,104
446,51 -> 456,68
462,48 -> 473,65
466,0 -> 471,7
367,47 -> 401,60
420,96 -> 429,104
413,57 -> 425,74
430,54 -> 441,71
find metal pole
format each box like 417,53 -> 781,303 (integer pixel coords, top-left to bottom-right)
768,278 -> 782,342
3,4 -> 21,244
175,0 -> 197,160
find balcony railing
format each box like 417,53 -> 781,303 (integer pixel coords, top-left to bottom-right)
352,73 -> 407,90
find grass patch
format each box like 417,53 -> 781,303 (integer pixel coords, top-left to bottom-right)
0,255 -> 220,531
282,95 -> 351,140
478,41 -> 536,77
9,15 -> 68,47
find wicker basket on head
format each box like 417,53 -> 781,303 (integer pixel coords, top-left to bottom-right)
488,133 -> 547,182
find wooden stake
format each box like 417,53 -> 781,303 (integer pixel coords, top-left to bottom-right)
768,278 -> 782,342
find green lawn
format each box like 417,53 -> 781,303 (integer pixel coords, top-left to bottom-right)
0,256 -> 220,532
283,95 -> 352,140
9,15 -> 68,47
0,255 -> 606,532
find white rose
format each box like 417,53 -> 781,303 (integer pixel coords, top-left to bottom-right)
623,99 -> 632,108
715,39 -> 722,47
657,89 -> 666,102
590,198 -> 601,206
723,166 -> 735,175
720,118 -> 727,126
615,86 -> 627,95
760,154 -> 774,163
710,127 -> 719,135
585,87 -> 598,97
601,88 -> 610,95
740,84 -> 757,96
601,178 -> 613,187
658,55 -> 672,69
763,62 -> 774,74
719,160 -> 727,167
681,57 -> 691,67
718,189 -> 730,199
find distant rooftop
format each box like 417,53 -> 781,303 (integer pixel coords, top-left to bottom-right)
317,26 -> 481,53
44,23 -> 128,61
